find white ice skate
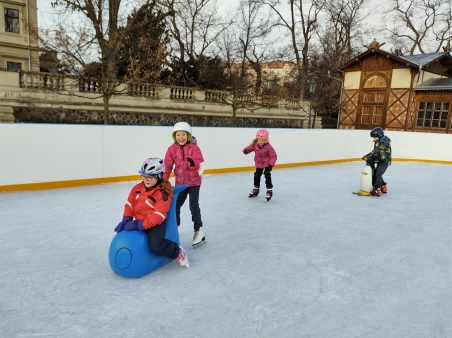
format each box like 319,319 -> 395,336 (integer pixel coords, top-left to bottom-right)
192,228 -> 206,247
176,246 -> 190,268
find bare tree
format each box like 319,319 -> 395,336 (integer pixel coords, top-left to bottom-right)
320,0 -> 372,66
383,0 -> 452,54
257,0 -> 326,101
43,0 -> 173,124
162,0 -> 233,86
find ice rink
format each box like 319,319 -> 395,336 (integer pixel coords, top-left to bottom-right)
1,162 -> 451,338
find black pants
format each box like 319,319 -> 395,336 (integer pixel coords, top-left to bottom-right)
146,219 -> 179,259
176,185 -> 202,231
366,161 -> 388,189
254,168 -> 273,189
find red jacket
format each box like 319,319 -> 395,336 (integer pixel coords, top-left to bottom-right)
243,142 -> 277,168
122,182 -> 172,230
163,137 -> 204,187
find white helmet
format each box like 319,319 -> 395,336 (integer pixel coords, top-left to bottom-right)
138,158 -> 165,179
172,122 -> 192,142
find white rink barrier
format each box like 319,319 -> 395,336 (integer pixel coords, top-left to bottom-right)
0,124 -> 451,191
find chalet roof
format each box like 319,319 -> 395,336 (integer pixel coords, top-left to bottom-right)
397,52 -> 452,67
414,78 -> 452,91
340,49 -> 452,71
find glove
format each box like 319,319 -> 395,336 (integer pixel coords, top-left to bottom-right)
123,220 -> 145,231
265,165 -> 272,173
187,158 -> 195,167
243,149 -> 251,155
114,216 -> 133,232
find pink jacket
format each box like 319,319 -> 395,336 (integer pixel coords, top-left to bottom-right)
243,142 -> 277,168
163,137 -> 204,187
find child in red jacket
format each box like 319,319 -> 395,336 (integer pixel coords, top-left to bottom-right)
242,129 -> 277,201
163,122 -> 206,247
114,157 -> 189,268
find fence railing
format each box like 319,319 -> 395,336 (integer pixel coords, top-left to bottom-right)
5,69 -> 305,110
129,83 -> 161,98
19,70 -> 66,91
170,86 -> 195,100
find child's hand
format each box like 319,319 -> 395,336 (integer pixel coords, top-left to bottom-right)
187,158 -> 195,167
243,149 -> 251,155
115,216 -> 133,232
124,220 -> 145,231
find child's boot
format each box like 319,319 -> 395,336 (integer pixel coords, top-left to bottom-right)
266,189 -> 273,202
249,187 -> 259,197
370,188 -> 381,197
192,228 -> 206,247
381,183 -> 387,193
176,246 -> 190,268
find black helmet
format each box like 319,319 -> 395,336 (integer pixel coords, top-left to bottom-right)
370,127 -> 384,138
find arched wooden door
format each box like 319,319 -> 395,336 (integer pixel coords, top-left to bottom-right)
357,74 -> 389,129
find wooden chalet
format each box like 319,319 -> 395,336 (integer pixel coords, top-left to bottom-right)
338,40 -> 452,133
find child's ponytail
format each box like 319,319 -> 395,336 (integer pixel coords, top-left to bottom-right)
250,138 -> 257,146
160,178 -> 174,197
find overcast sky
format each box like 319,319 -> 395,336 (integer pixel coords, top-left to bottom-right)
36,0 -> 390,55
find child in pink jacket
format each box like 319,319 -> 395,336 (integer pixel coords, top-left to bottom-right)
163,122 -> 206,247
242,129 -> 277,201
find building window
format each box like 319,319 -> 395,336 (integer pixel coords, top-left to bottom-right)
4,8 -> 20,33
7,61 -> 22,69
416,101 -> 449,129
363,75 -> 386,88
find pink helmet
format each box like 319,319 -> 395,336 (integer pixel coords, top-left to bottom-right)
256,129 -> 269,139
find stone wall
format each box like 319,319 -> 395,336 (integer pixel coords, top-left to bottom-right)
13,107 -> 304,128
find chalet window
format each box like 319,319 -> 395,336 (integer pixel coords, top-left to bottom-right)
4,8 -> 20,33
7,61 -> 21,69
363,75 -> 386,88
416,101 -> 449,129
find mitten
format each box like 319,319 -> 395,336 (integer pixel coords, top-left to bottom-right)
124,220 -> 145,231
243,149 -> 251,155
265,165 -> 272,173
114,216 -> 133,232
187,158 -> 195,167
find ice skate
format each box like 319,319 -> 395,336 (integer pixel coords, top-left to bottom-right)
381,183 -> 387,193
176,246 -> 190,268
192,228 -> 206,247
266,189 -> 273,202
370,188 -> 381,197
249,187 -> 259,197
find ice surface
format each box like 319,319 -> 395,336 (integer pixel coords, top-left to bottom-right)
1,162 -> 451,338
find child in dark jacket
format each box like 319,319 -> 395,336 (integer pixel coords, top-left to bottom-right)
163,122 -> 206,247
362,127 -> 392,196
114,157 -> 189,268
242,129 -> 277,201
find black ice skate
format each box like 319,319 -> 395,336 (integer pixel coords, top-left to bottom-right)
249,187 -> 259,197
266,189 -> 273,202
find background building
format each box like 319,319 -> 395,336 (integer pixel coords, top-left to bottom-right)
0,0 -> 39,71
338,41 -> 452,134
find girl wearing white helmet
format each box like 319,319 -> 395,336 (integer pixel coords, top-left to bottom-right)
242,128 -> 277,201
114,157 -> 189,268
163,122 -> 206,247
